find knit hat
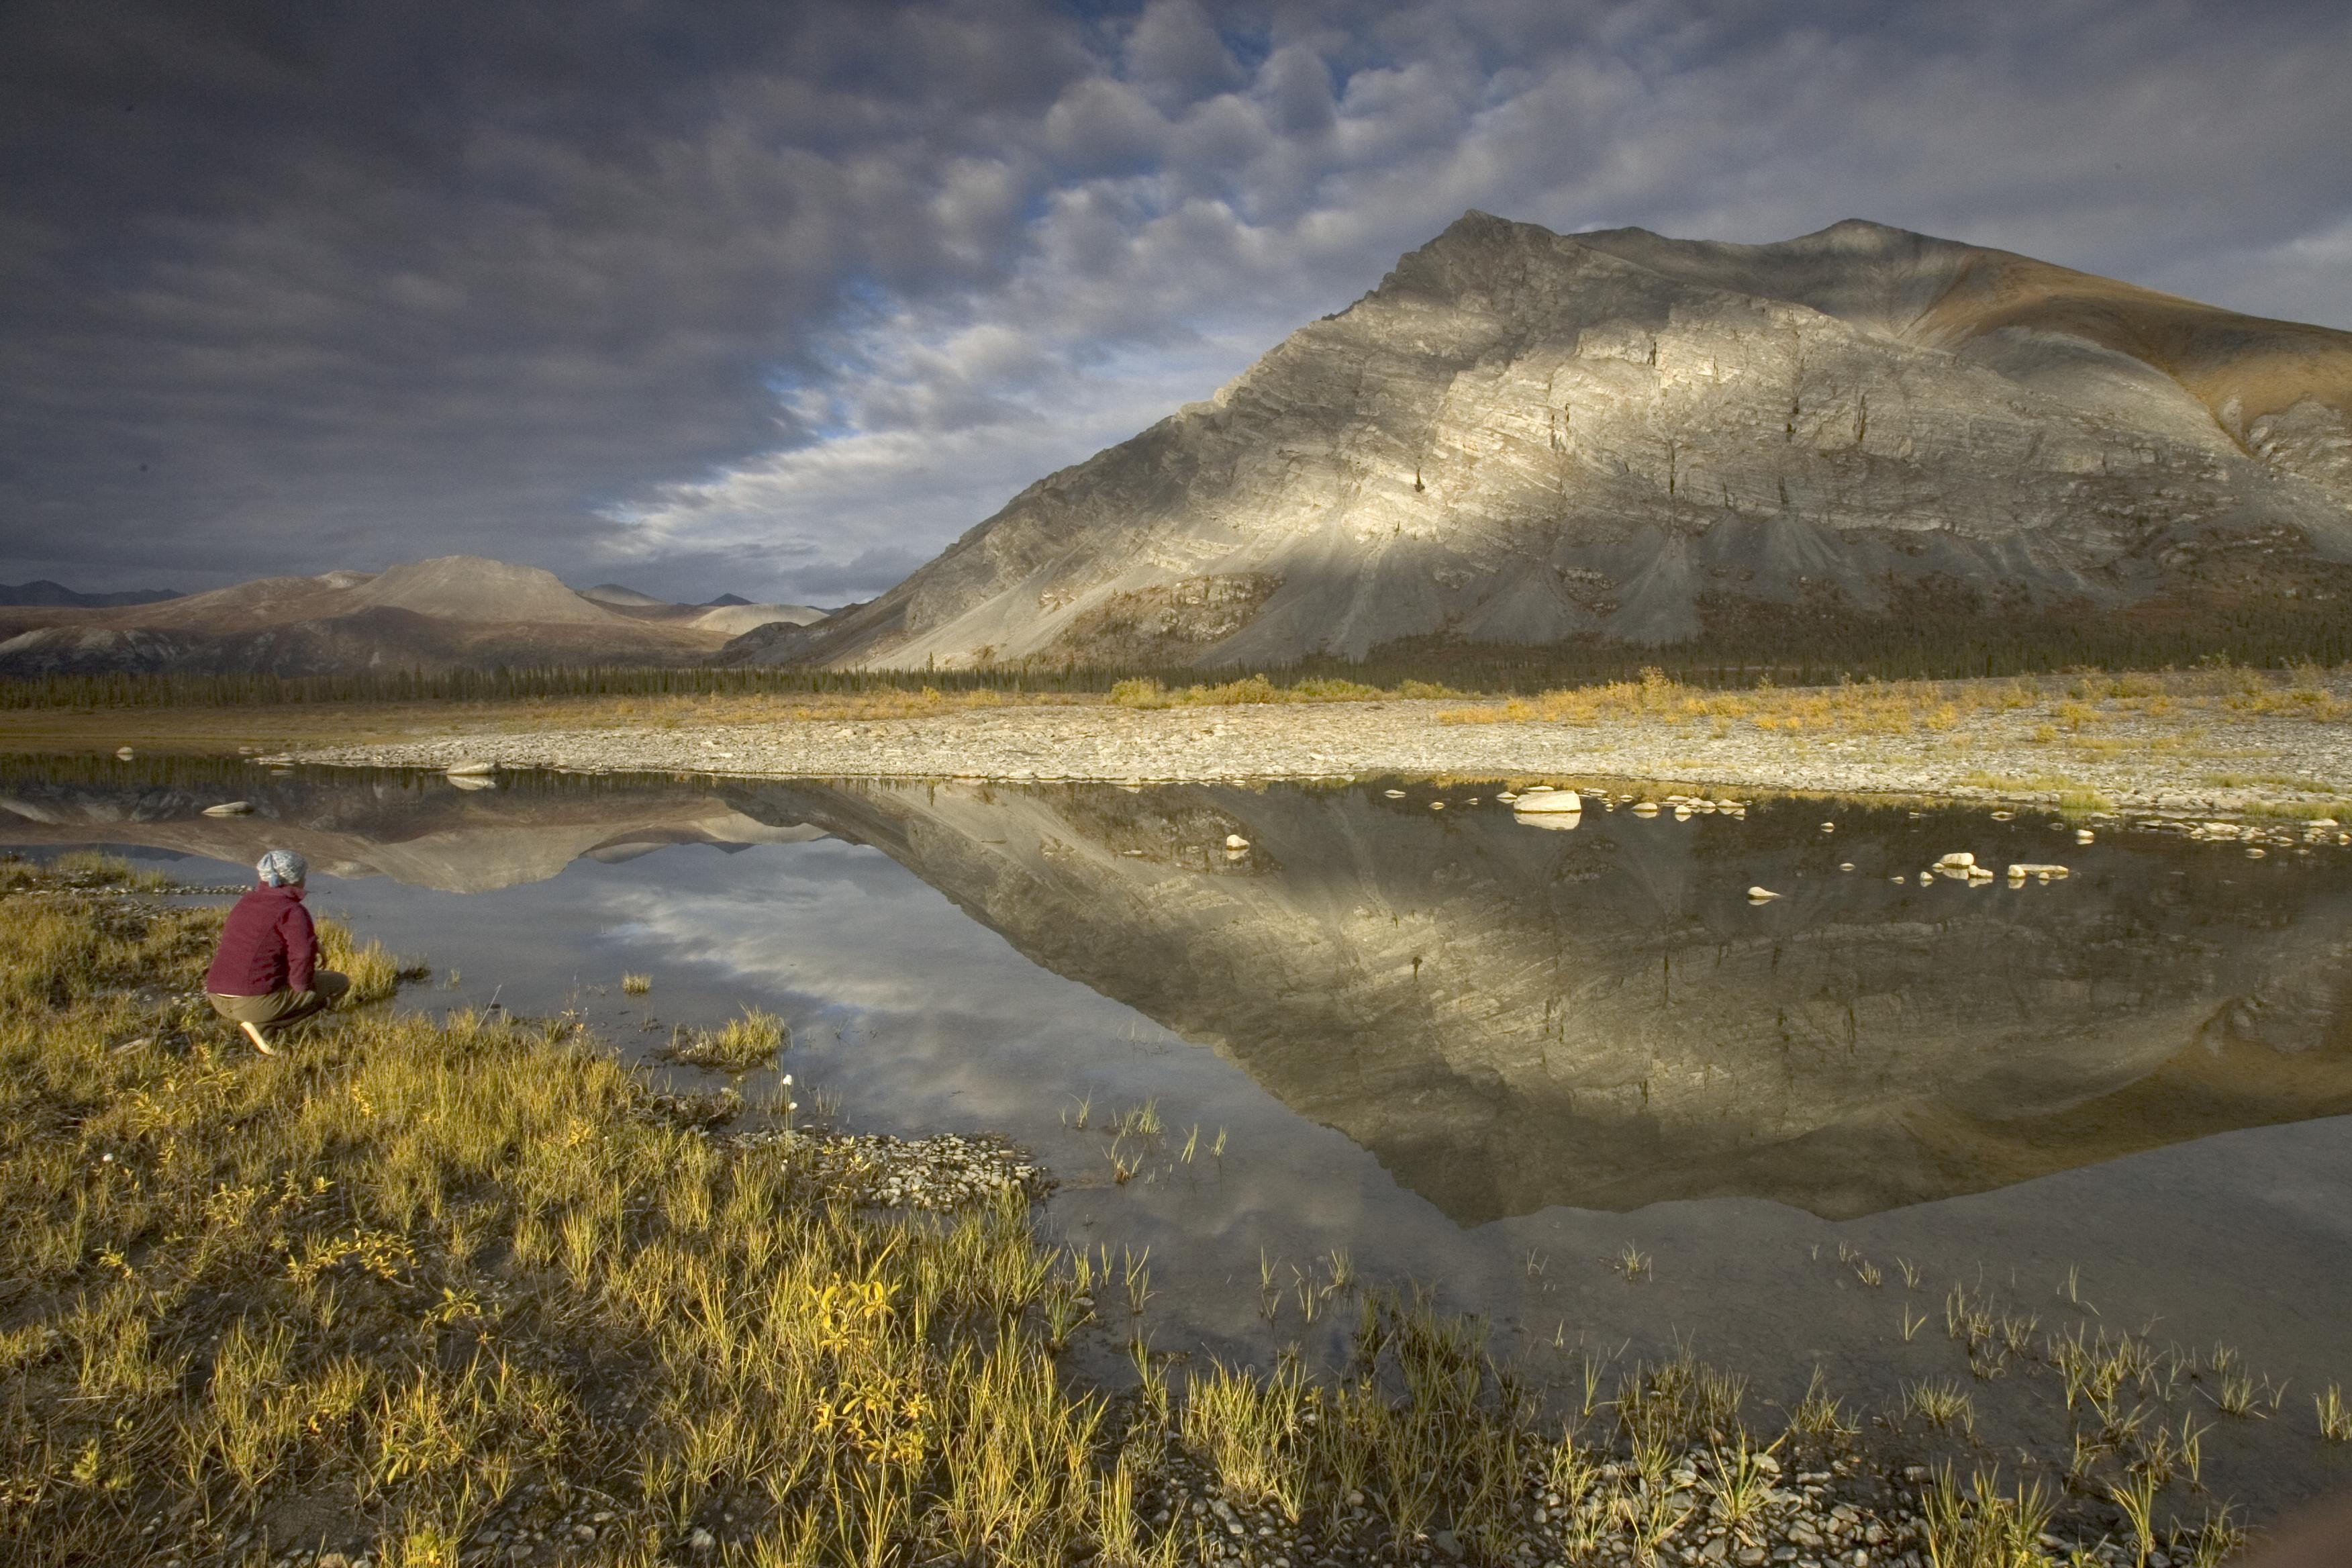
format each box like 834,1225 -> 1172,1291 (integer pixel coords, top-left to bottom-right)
256,849 -> 307,887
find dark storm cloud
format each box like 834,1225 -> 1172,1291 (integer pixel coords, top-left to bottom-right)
5,1 -> 2349,603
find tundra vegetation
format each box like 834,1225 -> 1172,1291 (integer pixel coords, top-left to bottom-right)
0,858 -> 2325,1566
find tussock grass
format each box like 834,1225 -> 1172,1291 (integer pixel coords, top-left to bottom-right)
2316,1385 -> 2351,1442
1107,674 -> 1462,709
0,886 -> 1128,1565
1920,1463 -> 2053,1568
0,848 -> 173,894
318,917 -> 430,1003
663,1006 -> 788,1071
1435,663 -> 2352,744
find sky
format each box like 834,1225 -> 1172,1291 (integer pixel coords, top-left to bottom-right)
4,0 -> 2350,605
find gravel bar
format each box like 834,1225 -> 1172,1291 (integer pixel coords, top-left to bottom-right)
283,698 -> 2352,815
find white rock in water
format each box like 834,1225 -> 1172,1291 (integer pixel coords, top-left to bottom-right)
1839,863 -> 1855,871
1990,810 -> 2015,820
1747,886 -> 1781,902
114,746 -> 135,760
2310,818 -> 2339,828
1224,834 -> 1249,850
1514,789 -> 1582,814
1383,789 -> 1406,798
2006,863 -> 2069,878
2075,828 -> 2095,844
1673,804 -> 1693,820
1918,871 -> 1935,885
1632,801 -> 1661,816
1937,851 -> 1976,869
1819,822 -> 1836,832
446,760 -> 497,776
2247,846 -> 2267,858
447,773 -> 497,791
201,801 -> 253,816
1496,791 -> 1518,801
1516,811 -> 1580,831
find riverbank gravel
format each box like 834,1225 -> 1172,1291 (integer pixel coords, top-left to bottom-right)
283,697 -> 2352,816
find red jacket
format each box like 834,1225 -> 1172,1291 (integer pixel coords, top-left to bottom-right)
205,883 -> 318,995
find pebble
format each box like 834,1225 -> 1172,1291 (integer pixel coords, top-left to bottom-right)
232,695 -> 2352,830
724,1126 -> 1052,1210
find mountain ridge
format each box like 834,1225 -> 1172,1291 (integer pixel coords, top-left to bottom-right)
0,580 -> 181,609
760,211 -> 2352,671
0,556 -> 737,677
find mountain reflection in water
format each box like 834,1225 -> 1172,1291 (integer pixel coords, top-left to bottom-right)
9,759 -> 2352,1223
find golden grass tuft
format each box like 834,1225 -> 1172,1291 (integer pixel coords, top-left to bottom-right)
0,884 -> 1122,1565
1108,674 -> 1455,709
1434,663 -> 2352,746
664,1006 -> 788,1071
318,917 -> 429,1003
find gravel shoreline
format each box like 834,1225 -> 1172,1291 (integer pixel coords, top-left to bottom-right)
283,697 -> 2352,815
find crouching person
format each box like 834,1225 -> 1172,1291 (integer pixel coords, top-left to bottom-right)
205,849 -> 348,1054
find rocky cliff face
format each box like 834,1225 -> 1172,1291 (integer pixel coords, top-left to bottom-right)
786,214 -> 2352,669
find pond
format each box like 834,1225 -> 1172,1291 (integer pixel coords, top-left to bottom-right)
7,754 -> 2351,1522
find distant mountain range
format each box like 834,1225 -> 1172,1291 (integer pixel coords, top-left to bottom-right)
767,213 -> 2352,671
0,580 -> 181,608
0,557 -> 829,678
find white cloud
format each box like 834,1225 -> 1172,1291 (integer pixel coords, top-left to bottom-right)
7,0 -> 2349,598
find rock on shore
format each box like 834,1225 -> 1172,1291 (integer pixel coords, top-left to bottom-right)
284,694 -> 2352,817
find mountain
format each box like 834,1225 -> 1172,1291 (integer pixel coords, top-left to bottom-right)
0,580 -> 180,607
0,556 -> 739,677
773,213 -> 2352,670
688,602 -> 828,637
579,583 -> 672,607
576,583 -> 828,636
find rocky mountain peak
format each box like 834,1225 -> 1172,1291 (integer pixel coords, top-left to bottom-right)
756,212 -> 2352,671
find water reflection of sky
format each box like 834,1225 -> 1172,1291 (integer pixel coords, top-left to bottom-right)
13,780 -> 2352,1519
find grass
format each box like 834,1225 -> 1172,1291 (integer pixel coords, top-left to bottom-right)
1434,663 -> 2352,749
1921,1464 -> 2053,1568
1903,1379 -> 1977,1436
2318,1384 -> 2352,1442
1106,674 -> 1463,709
0,848 -> 176,895
7,865 -> 2335,1565
621,973 -> 651,995
661,1008 -> 789,1071
3,871 -> 1825,1567
0,883 -> 1124,1564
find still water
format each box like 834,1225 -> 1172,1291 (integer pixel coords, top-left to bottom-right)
7,756 -> 2352,1518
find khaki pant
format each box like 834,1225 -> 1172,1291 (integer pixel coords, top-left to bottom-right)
208,971 -> 350,1031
